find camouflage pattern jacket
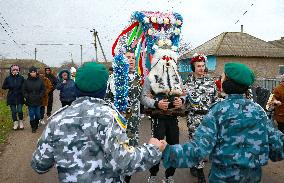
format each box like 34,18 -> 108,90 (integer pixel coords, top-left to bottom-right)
31,97 -> 161,183
105,73 -> 142,146
184,74 -> 218,113
163,94 -> 284,182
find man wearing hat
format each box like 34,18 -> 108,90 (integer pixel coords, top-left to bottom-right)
183,53 -> 218,183
31,62 -> 166,182
162,62 -> 284,183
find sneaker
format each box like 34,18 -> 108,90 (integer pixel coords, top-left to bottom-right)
147,176 -> 157,183
13,121 -> 19,130
18,120 -> 24,130
32,128 -> 36,133
40,120 -> 45,125
163,176 -> 175,183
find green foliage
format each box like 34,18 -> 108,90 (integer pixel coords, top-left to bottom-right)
0,100 -> 12,144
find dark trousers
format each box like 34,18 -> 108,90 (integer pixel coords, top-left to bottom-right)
47,92 -> 53,116
277,122 -> 284,133
28,106 -> 40,129
150,116 -> 179,178
61,101 -> 73,107
40,106 -> 45,119
10,104 -> 23,121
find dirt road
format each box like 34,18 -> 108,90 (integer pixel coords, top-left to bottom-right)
0,92 -> 283,183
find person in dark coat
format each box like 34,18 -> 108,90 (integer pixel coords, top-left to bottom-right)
2,65 -> 25,130
22,66 -> 45,133
44,67 -> 57,117
56,69 -> 76,107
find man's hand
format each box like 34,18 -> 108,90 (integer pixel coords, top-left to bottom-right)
148,138 -> 166,152
274,100 -> 282,106
158,99 -> 170,111
160,140 -> 168,151
173,97 -> 183,109
63,80 -> 67,84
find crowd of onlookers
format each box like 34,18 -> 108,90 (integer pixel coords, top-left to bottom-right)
1,65 -> 77,133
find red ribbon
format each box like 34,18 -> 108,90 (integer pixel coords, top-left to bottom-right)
112,21 -> 139,56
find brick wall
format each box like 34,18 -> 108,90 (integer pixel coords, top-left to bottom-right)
214,56 -> 284,78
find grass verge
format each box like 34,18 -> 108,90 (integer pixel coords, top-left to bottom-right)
0,99 -> 12,144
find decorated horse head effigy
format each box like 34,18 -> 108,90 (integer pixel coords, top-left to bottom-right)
112,11 -> 184,114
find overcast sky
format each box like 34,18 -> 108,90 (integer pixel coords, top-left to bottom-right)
0,0 -> 283,66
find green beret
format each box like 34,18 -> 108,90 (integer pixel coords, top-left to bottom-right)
75,62 -> 109,92
224,62 -> 255,86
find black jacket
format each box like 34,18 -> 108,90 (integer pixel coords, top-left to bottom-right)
2,74 -> 25,105
22,75 -> 45,107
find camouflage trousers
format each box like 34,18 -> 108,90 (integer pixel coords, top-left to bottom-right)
126,116 -> 141,147
209,164 -> 261,183
187,113 -> 205,169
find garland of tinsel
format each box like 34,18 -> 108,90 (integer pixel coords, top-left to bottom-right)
113,54 -> 129,112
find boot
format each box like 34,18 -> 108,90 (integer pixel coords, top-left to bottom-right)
197,168 -> 206,183
19,120 -> 24,130
35,119 -> 39,130
13,121 -> 19,130
190,167 -> 198,177
30,120 -> 36,133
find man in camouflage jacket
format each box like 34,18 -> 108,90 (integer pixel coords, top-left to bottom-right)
163,62 -> 284,183
105,50 -> 142,147
183,54 -> 218,182
31,62 -> 165,183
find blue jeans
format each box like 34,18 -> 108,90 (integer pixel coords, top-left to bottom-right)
10,104 -> 23,122
28,106 -> 41,121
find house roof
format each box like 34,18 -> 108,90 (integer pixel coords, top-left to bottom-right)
268,37 -> 284,49
180,32 -> 284,59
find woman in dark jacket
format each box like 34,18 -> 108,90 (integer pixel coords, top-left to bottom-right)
56,69 -> 76,107
2,65 -> 25,130
22,66 -> 45,133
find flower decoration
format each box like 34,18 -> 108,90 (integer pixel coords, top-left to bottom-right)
148,28 -> 154,36
143,17 -> 150,23
164,17 -> 170,25
157,17 -> 164,24
150,16 -> 157,23
158,39 -> 165,47
190,53 -> 207,64
176,19 -> 182,26
165,39 -> 172,46
174,28 -> 181,35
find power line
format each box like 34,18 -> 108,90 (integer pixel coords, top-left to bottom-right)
0,11 -> 33,57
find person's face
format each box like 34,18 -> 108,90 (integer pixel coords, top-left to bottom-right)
11,68 -> 19,75
62,72 -> 68,80
30,71 -> 37,77
194,61 -> 205,76
71,72 -> 76,77
125,52 -> 136,73
45,69 -> 51,74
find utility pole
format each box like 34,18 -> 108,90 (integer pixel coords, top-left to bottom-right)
90,29 -> 107,62
80,45 -> 83,65
34,48 -> 37,60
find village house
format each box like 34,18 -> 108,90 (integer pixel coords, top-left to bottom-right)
178,30 -> 284,79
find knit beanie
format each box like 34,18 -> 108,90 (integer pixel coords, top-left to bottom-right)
75,62 -> 109,93
29,66 -> 37,73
